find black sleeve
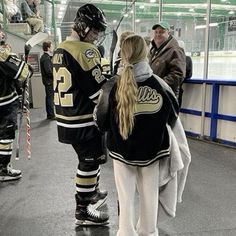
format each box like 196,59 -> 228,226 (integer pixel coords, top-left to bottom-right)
93,76 -> 118,132
185,56 -> 193,79
154,74 -> 179,127
42,56 -> 53,78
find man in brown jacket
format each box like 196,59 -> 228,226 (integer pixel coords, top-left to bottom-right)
149,21 -> 186,100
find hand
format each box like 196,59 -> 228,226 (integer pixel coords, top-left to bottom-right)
28,63 -> 34,77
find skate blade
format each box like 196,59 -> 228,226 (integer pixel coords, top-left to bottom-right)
0,175 -> 22,182
75,219 -> 109,226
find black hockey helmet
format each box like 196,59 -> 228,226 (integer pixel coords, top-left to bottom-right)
73,4 -> 107,39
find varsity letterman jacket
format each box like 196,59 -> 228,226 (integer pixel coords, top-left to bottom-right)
94,60 -> 179,166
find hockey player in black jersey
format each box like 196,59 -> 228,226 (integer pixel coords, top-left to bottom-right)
53,4 -> 109,225
0,25 -> 33,181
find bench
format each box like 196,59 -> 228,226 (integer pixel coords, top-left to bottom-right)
6,22 -> 31,35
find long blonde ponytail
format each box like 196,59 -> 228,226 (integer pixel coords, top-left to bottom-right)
115,35 -> 147,140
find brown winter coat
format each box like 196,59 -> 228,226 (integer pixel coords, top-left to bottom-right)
149,35 -> 186,98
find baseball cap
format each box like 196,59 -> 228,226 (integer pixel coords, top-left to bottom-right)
152,21 -> 170,30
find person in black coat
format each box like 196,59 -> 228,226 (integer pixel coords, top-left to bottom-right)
40,41 -> 55,119
178,40 -> 193,107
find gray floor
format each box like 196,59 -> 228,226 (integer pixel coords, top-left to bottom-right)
1,108 -> 236,236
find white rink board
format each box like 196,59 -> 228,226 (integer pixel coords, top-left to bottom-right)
217,120 -> 236,142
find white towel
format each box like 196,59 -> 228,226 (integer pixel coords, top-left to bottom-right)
158,117 -> 191,223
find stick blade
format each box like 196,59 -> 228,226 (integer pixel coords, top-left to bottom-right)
26,32 -> 49,48
25,32 -> 49,61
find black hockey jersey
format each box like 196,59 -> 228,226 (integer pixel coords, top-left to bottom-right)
0,45 -> 31,107
53,37 -> 107,144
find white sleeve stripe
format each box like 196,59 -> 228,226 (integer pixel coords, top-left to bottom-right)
13,61 -> 25,80
89,90 -> 101,100
0,95 -> 18,106
56,121 -> 95,128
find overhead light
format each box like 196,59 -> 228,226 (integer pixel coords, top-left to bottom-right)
113,20 -> 117,23
150,0 -> 156,2
61,0 -> 66,3
189,8 -> 195,12
229,10 -> 235,15
195,23 -> 218,29
139,5 -> 145,9
135,19 -> 140,22
59,6 -> 66,11
124,13 -> 129,17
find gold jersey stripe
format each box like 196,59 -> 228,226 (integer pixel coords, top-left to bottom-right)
55,113 -> 93,121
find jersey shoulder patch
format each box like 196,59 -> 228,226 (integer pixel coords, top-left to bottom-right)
60,41 -> 100,71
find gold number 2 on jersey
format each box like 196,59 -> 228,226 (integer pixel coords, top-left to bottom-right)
53,67 -> 73,107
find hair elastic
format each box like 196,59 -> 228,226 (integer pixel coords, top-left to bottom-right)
125,63 -> 133,69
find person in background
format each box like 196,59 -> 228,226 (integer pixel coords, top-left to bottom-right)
113,30 -> 135,75
4,0 -> 22,23
20,0 -> 44,34
149,21 -> 186,101
40,40 -> 55,120
0,24 -> 32,181
177,40 -> 193,107
94,34 -> 179,236
53,4 -> 109,226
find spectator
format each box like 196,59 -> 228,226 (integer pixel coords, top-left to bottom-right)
94,34 -> 179,236
178,40 -> 192,80
113,30 -> 134,75
52,4 -> 109,226
177,40 -> 193,107
20,0 -> 43,34
149,21 -> 186,100
39,40 -> 55,120
4,0 -> 22,23
0,24 -> 32,181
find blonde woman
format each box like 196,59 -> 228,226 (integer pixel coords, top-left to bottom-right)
113,30 -> 135,75
94,34 -> 179,235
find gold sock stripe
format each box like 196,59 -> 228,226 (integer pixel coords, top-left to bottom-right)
76,176 -> 97,186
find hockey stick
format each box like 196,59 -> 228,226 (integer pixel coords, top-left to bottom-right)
16,32 -> 49,160
109,1 -> 137,75
109,29 -> 118,76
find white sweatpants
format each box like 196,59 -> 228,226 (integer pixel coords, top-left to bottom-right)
113,159 -> 159,236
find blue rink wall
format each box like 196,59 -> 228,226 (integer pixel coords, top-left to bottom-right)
181,51 -> 236,147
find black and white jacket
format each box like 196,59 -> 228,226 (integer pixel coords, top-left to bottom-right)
94,60 -> 179,166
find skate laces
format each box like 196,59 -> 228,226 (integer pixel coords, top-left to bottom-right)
87,204 -> 101,219
7,164 -> 13,173
7,163 -> 20,175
